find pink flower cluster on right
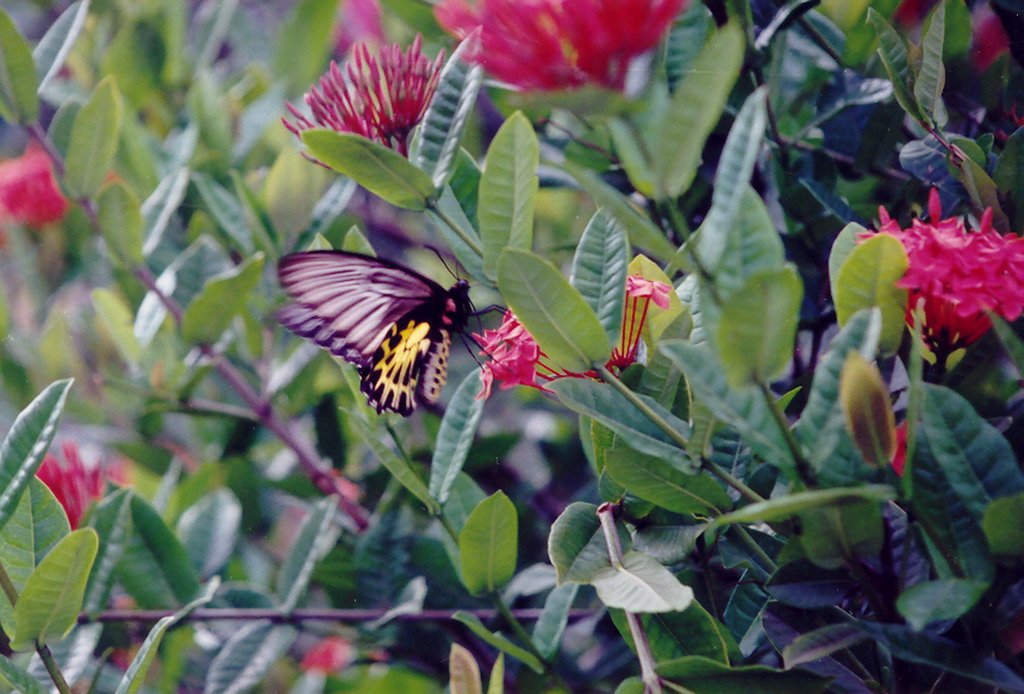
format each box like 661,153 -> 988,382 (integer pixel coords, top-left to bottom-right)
435,0 -> 687,92
865,189 -> 1024,356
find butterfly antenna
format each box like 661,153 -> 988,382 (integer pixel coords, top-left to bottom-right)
427,244 -> 460,281
460,331 -> 486,370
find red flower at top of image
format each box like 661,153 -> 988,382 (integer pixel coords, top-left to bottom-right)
865,190 -> 1024,356
475,275 -> 672,398
0,143 -> 70,232
284,35 -> 445,157
35,442 -> 107,529
434,0 -> 687,92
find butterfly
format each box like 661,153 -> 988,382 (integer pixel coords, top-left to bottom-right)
277,250 -> 472,416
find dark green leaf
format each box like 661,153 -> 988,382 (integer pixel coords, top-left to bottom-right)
271,0 -> 335,91
914,1 -> 946,125
348,413 -> 438,514
570,209 -> 629,344
613,601 -> 733,663
799,500 -> 884,569
203,621 -> 297,694
993,127 -> 1024,234
713,486 -> 895,526
83,488 -> 132,614
276,495 -> 339,610
176,489 -> 241,579
33,0 -> 90,94
97,181 -> 145,268
656,655 -> 832,693
767,559 -> 855,608
781,623 -> 866,669
191,173 -> 255,254
452,611 -> 544,673
665,4 -> 712,92
867,9 -> 924,121
896,579 -> 987,631
180,254 -> 265,344
427,186 -> 487,284
983,493 -> 1024,563
532,583 -> 578,660
0,655 -> 48,694
548,502 -> 629,584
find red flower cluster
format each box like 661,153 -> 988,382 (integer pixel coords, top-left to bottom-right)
285,35 -> 444,157
36,442 -> 105,529
867,190 -> 1024,356
434,0 -> 686,92
475,275 -> 671,398
0,143 -> 70,232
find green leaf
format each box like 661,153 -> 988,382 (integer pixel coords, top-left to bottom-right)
896,579 -> 987,631
487,653 -> 505,694
655,23 -> 745,199
480,112 -> 538,282
348,414 -> 438,514
827,222 -> 867,305
427,186 -> 487,283
665,3 -> 712,92
717,267 -> 802,388
0,655 -> 48,694
549,502 -> 629,584
449,643 -> 483,694
96,181 -> 145,268
271,0 -> 335,91
613,602 -> 734,664
262,147 -> 332,242
919,384 -> 1024,519
659,342 -> 791,470
452,612 -> 544,673
712,186 -> 787,301
983,493 -> 1024,563
429,370 -> 485,506
956,153 -> 1012,233
181,254 -> 265,344
781,623 -> 866,669
656,656 -> 832,693
867,8 -> 924,122
712,485 -> 895,527
0,8 -> 39,124
33,0 -> 90,94
0,479 -> 69,634
851,621 -> 1024,691
177,489 -> 242,579
413,38 -> 483,189
605,449 -> 729,515
0,379 -> 73,534
301,130 -> 437,210
116,494 -> 201,609
142,168 -> 191,256
532,583 -> 578,660
914,1 -> 946,125
83,489 -> 132,614
591,551 -> 694,613
571,209 -> 629,345
203,621 -> 298,694
276,496 -> 339,610
560,158 -> 677,262
114,579 -> 219,694
794,309 -> 881,483
496,249 -> 610,372
693,89 -> 768,272
993,127 -> 1024,235
192,172 -> 256,254
92,288 -> 143,367
799,499 -> 884,569
551,379 -> 691,467
10,528 -> 98,650
834,233 -> 908,354
64,75 -> 123,199
459,491 -> 518,595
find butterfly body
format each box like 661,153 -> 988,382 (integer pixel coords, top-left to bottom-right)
277,250 -> 471,415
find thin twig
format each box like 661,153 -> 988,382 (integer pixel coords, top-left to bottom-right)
78,606 -> 598,624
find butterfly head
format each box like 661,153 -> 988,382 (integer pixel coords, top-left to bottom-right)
447,280 -> 473,332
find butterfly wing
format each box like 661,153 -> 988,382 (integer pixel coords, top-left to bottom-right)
277,251 -> 443,368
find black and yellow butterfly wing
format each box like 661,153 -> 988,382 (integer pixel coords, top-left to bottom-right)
277,251 -> 471,415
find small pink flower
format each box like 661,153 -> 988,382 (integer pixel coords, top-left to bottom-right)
301,636 -> 354,674
863,189 -> 1024,356
284,35 -> 445,158
476,275 -> 673,397
0,143 -> 70,232
434,0 -> 686,92
36,442 -> 106,529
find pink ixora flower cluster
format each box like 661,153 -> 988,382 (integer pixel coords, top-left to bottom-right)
35,442 -> 107,529
284,35 -> 444,157
475,275 -> 671,398
435,0 -> 687,92
866,189 -> 1024,356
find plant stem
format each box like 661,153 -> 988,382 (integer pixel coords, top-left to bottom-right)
597,503 -> 663,694
0,561 -> 18,606
757,381 -> 816,488
426,199 -> 484,255
78,606 -> 599,623
596,365 -> 766,504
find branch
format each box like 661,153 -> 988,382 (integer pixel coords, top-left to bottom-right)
78,606 -> 599,624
